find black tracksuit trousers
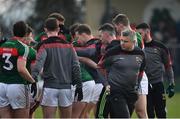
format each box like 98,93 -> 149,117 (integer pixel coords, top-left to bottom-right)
96,87 -> 137,118
147,82 -> 166,118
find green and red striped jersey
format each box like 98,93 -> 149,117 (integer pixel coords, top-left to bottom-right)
0,38 -> 35,84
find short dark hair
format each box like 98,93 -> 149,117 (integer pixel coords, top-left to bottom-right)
44,18 -> 59,31
13,21 -> 28,37
75,24 -> 91,35
48,12 -> 65,22
136,23 -> 150,30
99,23 -> 116,36
69,23 -> 80,37
112,14 -> 130,26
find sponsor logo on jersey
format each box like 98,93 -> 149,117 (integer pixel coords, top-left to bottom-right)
118,57 -> 125,60
136,56 -> 142,65
154,48 -> 158,53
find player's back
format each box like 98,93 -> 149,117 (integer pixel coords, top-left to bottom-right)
0,39 -> 29,84
36,36 -> 77,89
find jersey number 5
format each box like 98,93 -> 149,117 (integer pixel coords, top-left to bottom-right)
2,53 -> 13,70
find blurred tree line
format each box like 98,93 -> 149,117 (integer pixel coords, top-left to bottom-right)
0,0 -> 85,36
28,0 -> 85,34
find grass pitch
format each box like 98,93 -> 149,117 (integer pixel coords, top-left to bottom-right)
34,93 -> 180,118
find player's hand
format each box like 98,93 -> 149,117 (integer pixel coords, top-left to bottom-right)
31,82 -> 38,98
75,87 -> 83,101
166,83 -> 175,98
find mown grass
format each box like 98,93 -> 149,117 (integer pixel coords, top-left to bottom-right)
34,93 -> 180,118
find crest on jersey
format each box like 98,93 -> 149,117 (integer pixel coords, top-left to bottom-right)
136,56 -> 142,65
154,48 -> 158,53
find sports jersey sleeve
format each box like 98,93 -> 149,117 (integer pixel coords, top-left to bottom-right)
102,56 -> 114,69
99,45 -> 120,68
136,32 -> 144,49
98,51 -> 117,87
18,43 -> 29,60
72,47 -> 82,88
161,46 -> 175,84
35,32 -> 47,43
31,45 -> 47,80
29,48 -> 36,64
75,45 -> 96,58
101,56 -> 114,87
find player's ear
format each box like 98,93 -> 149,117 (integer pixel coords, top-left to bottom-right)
146,29 -> 150,34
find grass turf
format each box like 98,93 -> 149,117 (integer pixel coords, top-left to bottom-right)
34,93 -> 180,118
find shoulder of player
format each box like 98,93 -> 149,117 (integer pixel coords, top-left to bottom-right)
37,36 -> 72,51
38,36 -> 69,46
28,47 -> 36,54
27,47 -> 36,59
105,40 -> 120,51
35,32 -> 47,41
43,36 -> 69,44
152,40 -> 169,52
133,47 -> 145,56
104,45 -> 121,58
86,38 -> 101,45
6,39 -> 29,51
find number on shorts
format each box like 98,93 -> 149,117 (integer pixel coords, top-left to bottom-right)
2,53 -> 13,70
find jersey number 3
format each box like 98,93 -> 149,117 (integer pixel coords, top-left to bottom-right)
2,53 -> 13,70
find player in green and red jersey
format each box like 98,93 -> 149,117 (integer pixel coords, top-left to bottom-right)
35,12 -> 71,45
23,25 -> 41,118
0,21 -> 37,118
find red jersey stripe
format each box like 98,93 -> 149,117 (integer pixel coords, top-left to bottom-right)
43,43 -> 72,49
0,48 -> 18,56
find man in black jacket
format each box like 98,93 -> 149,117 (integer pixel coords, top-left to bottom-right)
136,23 -> 175,118
98,27 -> 146,118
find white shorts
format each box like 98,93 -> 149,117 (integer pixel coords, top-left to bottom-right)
138,72 -> 148,95
38,80 -> 44,90
0,83 -> 30,109
90,83 -> 103,104
72,80 -> 95,103
41,88 -> 73,107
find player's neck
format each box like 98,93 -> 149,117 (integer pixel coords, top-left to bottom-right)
145,37 -> 152,43
12,36 -> 25,43
127,45 -> 134,51
47,31 -> 58,37
122,45 -> 135,51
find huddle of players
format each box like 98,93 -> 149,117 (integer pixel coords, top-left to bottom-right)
0,12 -> 175,118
